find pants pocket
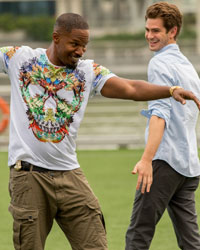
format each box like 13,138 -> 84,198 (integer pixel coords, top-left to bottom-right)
86,198 -> 106,232
9,204 -> 38,250
81,199 -> 107,249
9,170 -> 31,206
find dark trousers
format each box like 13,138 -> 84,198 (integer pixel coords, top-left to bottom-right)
125,160 -> 200,250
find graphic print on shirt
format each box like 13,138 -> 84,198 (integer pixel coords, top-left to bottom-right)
0,46 -> 20,68
18,54 -> 85,143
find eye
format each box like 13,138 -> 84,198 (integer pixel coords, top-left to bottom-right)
29,84 -> 44,97
71,42 -> 78,47
57,89 -> 74,103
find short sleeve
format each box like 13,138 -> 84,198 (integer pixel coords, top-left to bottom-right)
90,63 -> 116,97
0,46 -> 20,74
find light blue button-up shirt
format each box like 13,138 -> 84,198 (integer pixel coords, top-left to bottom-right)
141,44 -> 200,177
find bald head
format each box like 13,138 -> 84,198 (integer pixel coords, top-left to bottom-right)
54,13 -> 89,33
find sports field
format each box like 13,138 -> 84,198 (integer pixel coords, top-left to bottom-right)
1,149 -> 200,250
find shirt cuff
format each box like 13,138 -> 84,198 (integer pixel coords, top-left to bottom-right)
141,109 -> 170,128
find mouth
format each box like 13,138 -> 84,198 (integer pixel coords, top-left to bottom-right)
38,120 -> 61,133
34,115 -> 61,133
72,56 -> 80,62
70,54 -> 81,64
66,56 -> 80,69
148,40 -> 159,47
31,118 -> 69,142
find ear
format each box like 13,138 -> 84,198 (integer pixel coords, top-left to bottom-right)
169,26 -> 178,39
52,31 -> 60,44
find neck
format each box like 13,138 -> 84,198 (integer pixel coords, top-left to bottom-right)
46,43 -> 57,65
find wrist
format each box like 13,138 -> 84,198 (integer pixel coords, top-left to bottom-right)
169,86 -> 183,96
141,155 -> 153,163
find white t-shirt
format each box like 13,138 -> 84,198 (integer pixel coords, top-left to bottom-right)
0,46 -> 115,170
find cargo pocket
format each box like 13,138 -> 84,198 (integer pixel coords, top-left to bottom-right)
9,170 -> 31,206
9,204 -> 38,250
81,199 -> 107,249
87,198 -> 106,232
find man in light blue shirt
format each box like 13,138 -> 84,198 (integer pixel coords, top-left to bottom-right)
125,2 -> 200,250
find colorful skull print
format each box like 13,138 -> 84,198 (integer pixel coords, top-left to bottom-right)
19,55 -> 85,143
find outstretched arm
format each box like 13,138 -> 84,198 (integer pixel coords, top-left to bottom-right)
101,77 -> 200,109
132,115 -> 165,193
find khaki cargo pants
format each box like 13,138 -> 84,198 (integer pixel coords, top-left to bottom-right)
9,167 -> 107,250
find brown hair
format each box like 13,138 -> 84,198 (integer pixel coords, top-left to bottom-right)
145,2 -> 182,39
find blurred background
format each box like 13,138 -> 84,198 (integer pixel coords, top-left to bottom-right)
0,0 -> 200,151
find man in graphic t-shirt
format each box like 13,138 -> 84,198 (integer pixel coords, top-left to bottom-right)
1,13 -> 200,250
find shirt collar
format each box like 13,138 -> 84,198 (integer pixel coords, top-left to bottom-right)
154,44 -> 179,56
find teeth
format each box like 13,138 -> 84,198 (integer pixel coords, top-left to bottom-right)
44,127 -> 49,132
72,57 -> 79,62
37,120 -> 61,133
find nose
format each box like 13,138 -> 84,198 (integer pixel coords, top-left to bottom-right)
75,46 -> 86,57
146,31 -> 153,40
44,96 -> 57,113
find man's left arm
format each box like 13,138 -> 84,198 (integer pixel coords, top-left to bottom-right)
101,76 -> 200,109
132,115 -> 165,193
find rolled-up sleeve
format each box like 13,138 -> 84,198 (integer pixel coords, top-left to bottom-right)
141,58 -> 175,128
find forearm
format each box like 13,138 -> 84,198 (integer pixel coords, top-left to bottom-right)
133,115 -> 165,193
141,115 -> 165,162
102,77 -> 170,101
102,77 -> 200,109
127,79 -> 171,101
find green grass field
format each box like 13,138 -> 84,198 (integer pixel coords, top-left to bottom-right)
1,149 -> 200,250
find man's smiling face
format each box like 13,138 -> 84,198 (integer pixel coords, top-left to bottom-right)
145,18 -> 176,52
53,29 -> 89,68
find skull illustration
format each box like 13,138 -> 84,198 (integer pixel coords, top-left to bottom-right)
19,55 -> 85,143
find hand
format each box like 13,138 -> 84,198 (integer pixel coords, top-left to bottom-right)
132,159 -> 153,194
172,88 -> 200,109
